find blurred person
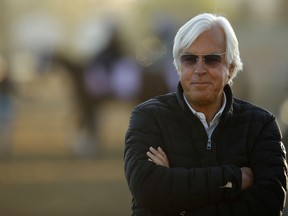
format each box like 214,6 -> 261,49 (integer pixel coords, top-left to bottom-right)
124,13 -> 287,215
0,57 -> 15,158
84,26 -> 141,101
52,26 -> 141,157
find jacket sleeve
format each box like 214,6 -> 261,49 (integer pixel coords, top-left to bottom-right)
218,114 -> 288,216
124,106 -> 242,213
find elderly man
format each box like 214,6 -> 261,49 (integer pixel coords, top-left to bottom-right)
124,13 -> 287,216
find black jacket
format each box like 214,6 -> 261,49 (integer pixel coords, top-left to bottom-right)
124,83 -> 287,216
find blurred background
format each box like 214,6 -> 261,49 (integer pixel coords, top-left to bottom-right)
0,0 -> 288,215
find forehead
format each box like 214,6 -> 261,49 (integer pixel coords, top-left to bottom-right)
187,25 -> 226,54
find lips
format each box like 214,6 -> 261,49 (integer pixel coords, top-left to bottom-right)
191,81 -> 211,84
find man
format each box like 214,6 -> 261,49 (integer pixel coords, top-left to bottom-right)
124,13 -> 287,216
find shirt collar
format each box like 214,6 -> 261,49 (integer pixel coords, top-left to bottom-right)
183,92 -> 227,123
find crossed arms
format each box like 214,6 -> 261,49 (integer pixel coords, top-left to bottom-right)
147,146 -> 254,191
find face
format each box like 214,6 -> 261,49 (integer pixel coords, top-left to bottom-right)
179,26 -> 233,109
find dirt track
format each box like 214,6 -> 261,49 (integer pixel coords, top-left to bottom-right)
0,157 -> 131,216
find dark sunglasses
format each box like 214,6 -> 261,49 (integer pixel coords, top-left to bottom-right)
180,52 -> 225,67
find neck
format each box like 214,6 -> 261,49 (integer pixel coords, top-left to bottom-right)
186,94 -> 224,125
193,104 -> 220,124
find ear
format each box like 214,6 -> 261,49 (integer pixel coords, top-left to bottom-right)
228,64 -> 235,79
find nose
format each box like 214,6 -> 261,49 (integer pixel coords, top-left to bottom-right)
194,58 -> 207,75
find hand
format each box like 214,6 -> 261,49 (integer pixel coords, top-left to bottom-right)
240,167 -> 254,190
147,147 -> 169,168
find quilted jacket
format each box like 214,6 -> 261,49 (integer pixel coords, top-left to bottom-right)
124,83 -> 287,216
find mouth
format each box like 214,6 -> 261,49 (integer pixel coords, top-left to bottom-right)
191,81 -> 211,85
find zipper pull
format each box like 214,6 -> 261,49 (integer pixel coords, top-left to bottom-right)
207,139 -> 212,150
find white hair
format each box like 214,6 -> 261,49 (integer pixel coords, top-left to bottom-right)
173,13 -> 243,85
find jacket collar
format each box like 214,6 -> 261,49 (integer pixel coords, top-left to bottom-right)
176,82 -> 233,118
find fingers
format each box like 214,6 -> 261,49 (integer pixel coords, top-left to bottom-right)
158,147 -> 168,161
147,147 -> 167,167
240,167 -> 254,190
147,147 -> 169,167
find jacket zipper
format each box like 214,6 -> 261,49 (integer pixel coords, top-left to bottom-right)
207,139 -> 212,150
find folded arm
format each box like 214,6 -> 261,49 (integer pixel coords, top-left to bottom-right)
147,146 -> 254,191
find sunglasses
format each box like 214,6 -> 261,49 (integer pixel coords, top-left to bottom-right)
180,52 -> 225,68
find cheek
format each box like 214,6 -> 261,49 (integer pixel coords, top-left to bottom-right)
180,71 -> 191,86
180,66 -> 192,79
217,67 -> 230,83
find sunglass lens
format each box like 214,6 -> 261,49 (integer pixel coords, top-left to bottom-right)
180,55 -> 198,65
204,55 -> 222,66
